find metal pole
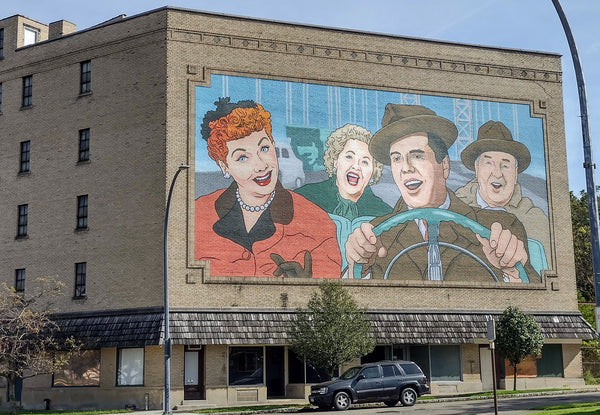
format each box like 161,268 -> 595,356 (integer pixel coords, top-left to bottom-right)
163,164 -> 189,415
551,0 -> 600,336
490,341 -> 498,415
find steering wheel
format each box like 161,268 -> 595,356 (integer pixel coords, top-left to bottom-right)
352,207 -> 529,282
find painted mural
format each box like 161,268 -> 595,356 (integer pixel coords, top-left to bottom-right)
194,74 -> 549,283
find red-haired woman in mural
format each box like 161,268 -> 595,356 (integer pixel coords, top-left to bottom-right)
195,98 -> 341,277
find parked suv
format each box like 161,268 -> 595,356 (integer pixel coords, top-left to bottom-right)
308,360 -> 429,410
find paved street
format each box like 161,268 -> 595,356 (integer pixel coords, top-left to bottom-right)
292,391 -> 600,415
100,390 -> 600,415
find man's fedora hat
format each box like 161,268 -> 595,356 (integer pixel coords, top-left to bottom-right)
369,104 -> 458,165
460,120 -> 531,173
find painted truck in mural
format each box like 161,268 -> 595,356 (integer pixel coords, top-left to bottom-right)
194,74 -> 549,283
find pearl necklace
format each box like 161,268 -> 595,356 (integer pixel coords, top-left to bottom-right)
236,188 -> 276,212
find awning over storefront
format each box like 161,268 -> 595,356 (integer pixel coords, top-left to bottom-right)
54,307 -> 597,348
54,307 -> 163,348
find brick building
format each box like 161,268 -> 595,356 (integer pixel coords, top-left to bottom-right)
0,7 -> 594,411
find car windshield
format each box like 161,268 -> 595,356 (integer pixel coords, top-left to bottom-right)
340,366 -> 362,380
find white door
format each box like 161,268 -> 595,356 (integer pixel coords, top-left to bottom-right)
479,345 -> 494,390
185,351 -> 199,386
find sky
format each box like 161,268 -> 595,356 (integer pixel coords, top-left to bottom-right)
4,0 -> 599,192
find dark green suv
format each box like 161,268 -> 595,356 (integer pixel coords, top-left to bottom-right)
308,360 -> 429,410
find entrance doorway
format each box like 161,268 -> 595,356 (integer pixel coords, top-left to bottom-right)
480,345 -> 493,390
265,346 -> 285,398
184,347 -> 205,400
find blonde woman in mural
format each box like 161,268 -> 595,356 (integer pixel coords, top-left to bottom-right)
295,124 -> 391,220
295,124 -> 391,269
194,98 -> 341,278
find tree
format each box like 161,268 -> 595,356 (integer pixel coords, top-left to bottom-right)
288,281 -> 375,379
571,190 -> 595,301
495,306 -> 544,391
0,279 -> 79,413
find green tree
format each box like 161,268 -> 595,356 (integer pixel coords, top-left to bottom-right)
288,281 -> 375,379
0,279 -> 79,414
495,306 -> 544,391
571,190 -> 595,302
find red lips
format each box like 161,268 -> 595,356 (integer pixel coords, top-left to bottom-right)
253,171 -> 272,186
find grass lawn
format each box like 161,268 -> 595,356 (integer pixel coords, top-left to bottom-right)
526,401 -> 600,414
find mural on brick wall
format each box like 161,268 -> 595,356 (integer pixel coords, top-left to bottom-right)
194,74 -> 549,283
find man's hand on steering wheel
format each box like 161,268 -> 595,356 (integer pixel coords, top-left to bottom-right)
476,222 -> 528,283
345,222 -> 386,278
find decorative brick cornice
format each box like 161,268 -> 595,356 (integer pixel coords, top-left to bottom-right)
170,29 -> 561,83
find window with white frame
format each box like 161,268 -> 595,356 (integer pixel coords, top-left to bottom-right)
23,26 -> 38,46
117,348 -> 144,386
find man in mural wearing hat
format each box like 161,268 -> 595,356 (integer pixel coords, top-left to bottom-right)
344,104 -> 540,283
455,120 -> 550,268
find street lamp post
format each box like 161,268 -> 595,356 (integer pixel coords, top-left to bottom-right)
163,163 -> 189,415
551,0 -> 600,336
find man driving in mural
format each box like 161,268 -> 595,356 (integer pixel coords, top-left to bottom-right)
195,98 -> 341,278
344,104 -> 541,283
455,120 -> 550,268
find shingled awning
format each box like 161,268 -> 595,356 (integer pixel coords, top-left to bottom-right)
53,307 -> 164,348
54,307 -> 596,348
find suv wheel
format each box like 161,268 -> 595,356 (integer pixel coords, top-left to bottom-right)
400,387 -> 417,406
333,391 -> 351,410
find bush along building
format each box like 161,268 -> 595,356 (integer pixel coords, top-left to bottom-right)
0,7 -> 594,410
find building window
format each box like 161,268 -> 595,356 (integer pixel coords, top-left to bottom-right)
0,28 -> 4,58
405,344 -> 460,382
429,345 -> 461,381
117,348 -> 144,386
17,204 -> 28,237
74,262 -> 86,298
80,61 -> 91,94
536,344 -> 563,377
15,269 -> 25,292
23,26 -> 38,46
76,195 -> 88,229
78,129 -> 90,162
22,75 -> 32,107
229,346 -> 263,386
287,349 -> 329,384
20,140 -> 30,173
53,350 -> 100,387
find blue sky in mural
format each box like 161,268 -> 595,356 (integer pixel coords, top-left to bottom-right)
8,0 -> 598,191
195,74 -> 545,179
